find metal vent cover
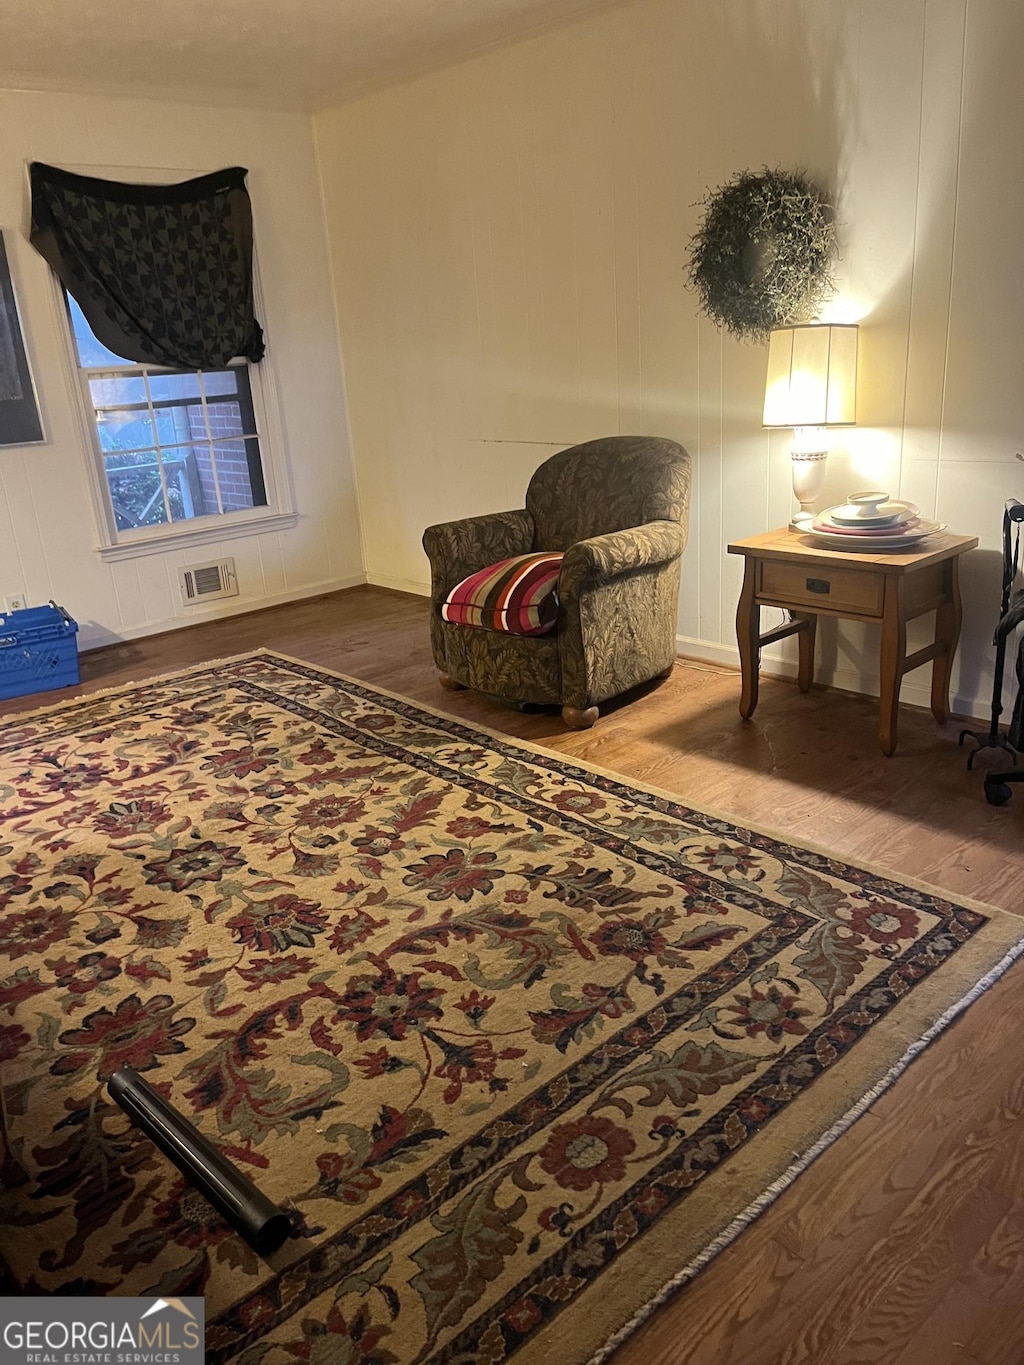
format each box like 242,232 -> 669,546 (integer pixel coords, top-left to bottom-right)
179,557 -> 238,604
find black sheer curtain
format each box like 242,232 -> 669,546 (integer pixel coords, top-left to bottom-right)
29,163 -> 264,370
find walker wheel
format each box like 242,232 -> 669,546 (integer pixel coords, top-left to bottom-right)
985,780 -> 1013,807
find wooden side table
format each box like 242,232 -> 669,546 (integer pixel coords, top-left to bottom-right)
727,528 -> 979,755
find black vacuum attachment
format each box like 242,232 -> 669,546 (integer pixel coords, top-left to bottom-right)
108,1067 -> 291,1256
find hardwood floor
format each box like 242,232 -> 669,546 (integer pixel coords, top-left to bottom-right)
3,584 -> 1022,1364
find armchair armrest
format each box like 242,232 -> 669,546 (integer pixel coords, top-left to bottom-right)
558,520 -> 685,598
422,509 -> 536,601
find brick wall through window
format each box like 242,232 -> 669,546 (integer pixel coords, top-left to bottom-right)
187,404 -> 256,513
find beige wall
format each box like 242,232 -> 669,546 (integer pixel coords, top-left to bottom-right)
0,89 -> 362,649
316,0 -> 1024,719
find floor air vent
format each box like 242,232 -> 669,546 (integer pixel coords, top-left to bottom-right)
179,557 -> 238,604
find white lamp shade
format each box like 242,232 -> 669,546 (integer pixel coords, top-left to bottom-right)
762,323 -> 858,428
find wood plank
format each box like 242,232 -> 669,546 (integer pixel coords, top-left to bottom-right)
888,1194 -> 1024,1365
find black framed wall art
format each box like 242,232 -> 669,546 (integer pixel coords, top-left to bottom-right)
0,229 -> 44,446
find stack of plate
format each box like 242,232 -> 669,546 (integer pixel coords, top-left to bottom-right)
807,493 -> 945,550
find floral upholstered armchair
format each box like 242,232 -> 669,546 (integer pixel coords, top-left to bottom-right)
422,436 -> 691,728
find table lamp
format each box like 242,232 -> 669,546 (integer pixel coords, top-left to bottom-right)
762,323 -> 858,529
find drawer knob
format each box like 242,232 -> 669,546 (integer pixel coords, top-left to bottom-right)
806,577 -> 831,594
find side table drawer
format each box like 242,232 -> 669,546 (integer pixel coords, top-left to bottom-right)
758,560 -> 884,616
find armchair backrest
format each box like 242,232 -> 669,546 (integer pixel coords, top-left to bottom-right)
525,436 -> 690,551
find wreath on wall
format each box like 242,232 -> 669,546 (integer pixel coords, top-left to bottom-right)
686,167 -> 836,341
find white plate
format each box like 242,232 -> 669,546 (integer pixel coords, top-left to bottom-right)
827,499 -> 918,526
818,507 -> 919,533
805,519 -> 946,551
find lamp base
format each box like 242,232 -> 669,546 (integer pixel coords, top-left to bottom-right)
790,443 -> 827,534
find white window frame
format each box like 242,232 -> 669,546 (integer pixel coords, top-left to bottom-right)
44,163 -> 296,563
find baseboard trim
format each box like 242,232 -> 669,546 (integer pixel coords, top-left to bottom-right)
675,634 -> 986,726
366,572 -> 431,597
78,574 -> 367,652
675,637 -> 743,673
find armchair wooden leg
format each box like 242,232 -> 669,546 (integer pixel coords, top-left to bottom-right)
438,673 -> 466,691
562,704 -> 599,729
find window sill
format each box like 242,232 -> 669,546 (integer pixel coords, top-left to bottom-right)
96,510 -> 299,562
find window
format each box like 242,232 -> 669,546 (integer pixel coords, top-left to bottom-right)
67,295 -> 272,538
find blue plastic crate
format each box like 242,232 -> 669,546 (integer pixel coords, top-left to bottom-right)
0,602 -> 79,701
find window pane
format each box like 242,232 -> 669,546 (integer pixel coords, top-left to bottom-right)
96,410 -> 156,455
207,399 -> 258,438
184,399 -> 252,442
211,438 -> 261,512
89,375 -> 147,407
68,296 -> 135,367
148,372 -> 202,401
103,452 -> 170,529
159,446 -> 206,522
152,407 -> 193,446
202,371 -> 240,397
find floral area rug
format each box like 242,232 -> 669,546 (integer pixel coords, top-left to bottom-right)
1,652 -> 1021,1364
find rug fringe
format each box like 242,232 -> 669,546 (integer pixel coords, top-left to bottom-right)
586,931 -> 1024,1365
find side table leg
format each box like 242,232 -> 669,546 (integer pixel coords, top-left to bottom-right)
796,614 -> 817,693
879,577 -> 907,756
930,559 -> 963,723
736,559 -> 760,719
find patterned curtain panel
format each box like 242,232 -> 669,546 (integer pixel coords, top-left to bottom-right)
29,163 -> 264,370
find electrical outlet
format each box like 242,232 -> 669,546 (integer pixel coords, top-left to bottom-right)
3,593 -> 27,613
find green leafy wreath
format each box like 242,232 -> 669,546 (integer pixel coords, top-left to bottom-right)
686,167 -> 836,341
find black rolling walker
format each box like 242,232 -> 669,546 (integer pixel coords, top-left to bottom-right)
959,497 -> 1024,804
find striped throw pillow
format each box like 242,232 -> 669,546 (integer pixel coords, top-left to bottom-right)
442,552 -> 564,635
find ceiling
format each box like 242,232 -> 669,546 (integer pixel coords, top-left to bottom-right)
0,0 -> 623,113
